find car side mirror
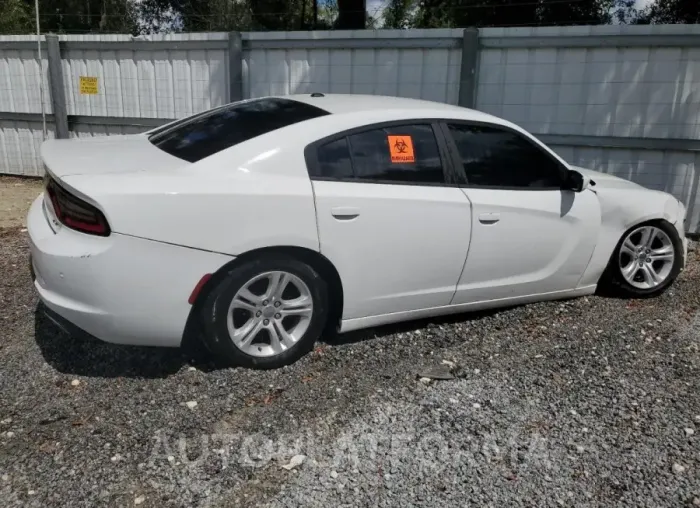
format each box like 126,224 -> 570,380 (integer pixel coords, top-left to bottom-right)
564,169 -> 589,193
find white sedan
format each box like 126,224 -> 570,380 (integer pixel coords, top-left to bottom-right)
28,94 -> 688,368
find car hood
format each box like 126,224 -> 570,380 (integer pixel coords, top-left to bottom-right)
41,134 -> 187,178
570,166 -> 644,191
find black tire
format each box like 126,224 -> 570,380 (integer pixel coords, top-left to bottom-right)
602,220 -> 684,298
200,254 -> 328,369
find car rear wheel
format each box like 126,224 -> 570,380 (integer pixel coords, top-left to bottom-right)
605,220 -> 683,298
201,255 -> 328,369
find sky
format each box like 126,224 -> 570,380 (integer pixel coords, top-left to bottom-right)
367,0 -> 385,18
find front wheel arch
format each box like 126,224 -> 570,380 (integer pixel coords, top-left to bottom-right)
598,218 -> 683,297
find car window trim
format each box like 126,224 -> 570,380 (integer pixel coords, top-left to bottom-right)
439,120 -> 569,192
304,119 -> 460,188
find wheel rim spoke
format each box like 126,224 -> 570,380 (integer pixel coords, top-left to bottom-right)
620,237 -> 637,257
275,321 -> 296,348
238,287 -> 263,305
233,318 -> 264,348
265,272 -> 290,300
267,321 -> 283,353
280,296 -> 313,317
639,227 -> 654,248
231,297 -> 257,313
649,245 -> 673,261
268,321 -> 296,354
641,264 -> 661,285
621,262 -> 638,282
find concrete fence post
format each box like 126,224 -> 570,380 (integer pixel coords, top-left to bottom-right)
228,31 -> 243,103
45,34 -> 69,139
458,28 -> 480,109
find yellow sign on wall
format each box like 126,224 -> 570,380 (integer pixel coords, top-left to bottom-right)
79,76 -> 99,95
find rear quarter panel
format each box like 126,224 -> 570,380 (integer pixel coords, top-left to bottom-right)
60,134 -> 320,256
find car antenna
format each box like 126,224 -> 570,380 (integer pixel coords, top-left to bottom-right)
310,92 -> 325,97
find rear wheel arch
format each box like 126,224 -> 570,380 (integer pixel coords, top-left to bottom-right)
184,246 -> 344,344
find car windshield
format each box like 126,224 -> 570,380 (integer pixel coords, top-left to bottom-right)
149,98 -> 330,163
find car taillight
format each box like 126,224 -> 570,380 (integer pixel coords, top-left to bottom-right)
45,176 -> 111,236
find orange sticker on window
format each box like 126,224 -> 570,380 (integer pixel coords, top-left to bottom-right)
388,135 -> 415,163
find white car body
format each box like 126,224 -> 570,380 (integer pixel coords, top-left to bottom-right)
28,94 -> 688,348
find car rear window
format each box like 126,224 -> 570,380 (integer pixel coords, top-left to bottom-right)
149,98 -> 330,163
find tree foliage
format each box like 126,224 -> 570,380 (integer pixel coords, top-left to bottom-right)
0,0 -> 33,34
34,0 -> 137,34
1,0 -> 699,35
638,0 -> 700,24
135,0 -> 364,32
383,0 -> 643,28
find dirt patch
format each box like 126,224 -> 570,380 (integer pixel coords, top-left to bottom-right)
0,176 -> 44,229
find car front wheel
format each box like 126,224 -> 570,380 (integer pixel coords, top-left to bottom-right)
201,255 -> 328,369
605,220 -> 683,298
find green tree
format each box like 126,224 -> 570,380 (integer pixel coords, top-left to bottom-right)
383,0 -> 640,29
417,0 -> 613,28
383,0 -> 414,28
638,0 -> 700,23
35,0 -> 138,33
136,0 -> 337,32
0,0 -> 32,34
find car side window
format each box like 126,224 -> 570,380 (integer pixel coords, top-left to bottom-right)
446,123 -> 564,189
315,137 -> 354,179
347,124 -> 445,184
311,124 -> 447,185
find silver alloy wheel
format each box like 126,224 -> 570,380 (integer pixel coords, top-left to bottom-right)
226,271 -> 313,358
618,225 -> 675,290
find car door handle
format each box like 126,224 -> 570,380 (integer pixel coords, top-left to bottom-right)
478,212 -> 500,224
331,207 -> 360,220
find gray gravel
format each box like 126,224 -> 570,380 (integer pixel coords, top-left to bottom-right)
1,225 -> 699,507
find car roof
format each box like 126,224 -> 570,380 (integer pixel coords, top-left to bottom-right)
278,93 -> 506,125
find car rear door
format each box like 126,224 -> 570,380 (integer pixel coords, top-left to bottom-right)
306,121 -> 472,321
441,121 -> 601,304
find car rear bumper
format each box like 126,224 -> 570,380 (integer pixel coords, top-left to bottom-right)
28,194 -> 233,347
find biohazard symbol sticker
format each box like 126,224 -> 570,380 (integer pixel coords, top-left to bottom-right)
387,135 -> 415,163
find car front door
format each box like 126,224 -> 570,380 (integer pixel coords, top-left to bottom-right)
306,122 -> 472,321
442,121 -> 601,304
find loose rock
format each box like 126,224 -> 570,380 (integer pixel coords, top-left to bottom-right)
417,365 -> 454,381
281,455 -> 306,471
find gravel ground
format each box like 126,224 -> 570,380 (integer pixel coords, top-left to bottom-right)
1,193 -> 699,506
0,177 -> 43,228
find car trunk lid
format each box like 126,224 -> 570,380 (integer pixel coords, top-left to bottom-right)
40,134 -> 188,178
